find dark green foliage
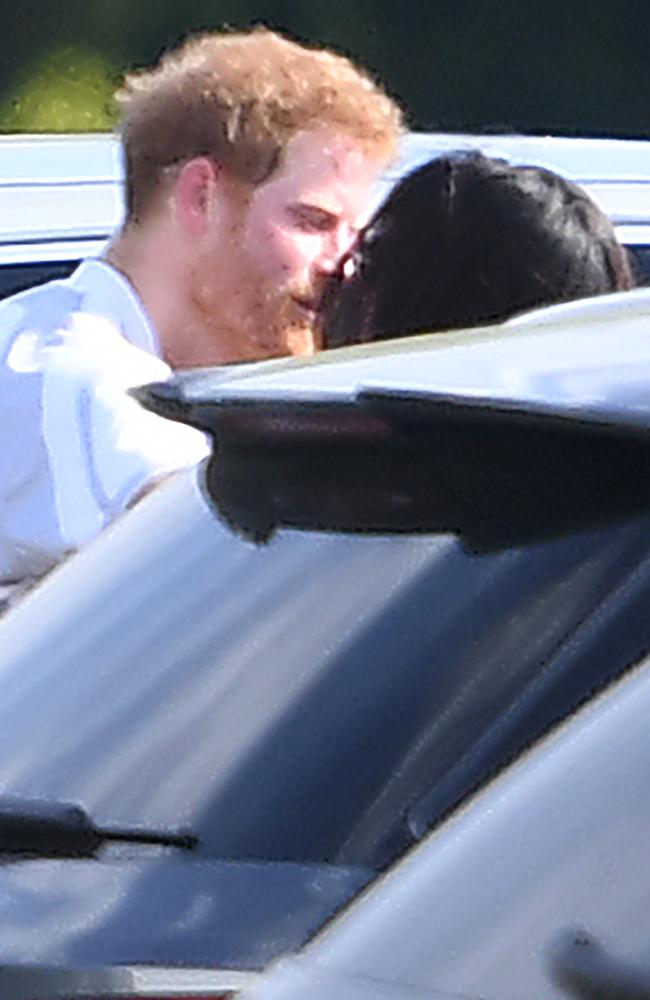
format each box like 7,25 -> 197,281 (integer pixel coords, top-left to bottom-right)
1,0 -> 649,135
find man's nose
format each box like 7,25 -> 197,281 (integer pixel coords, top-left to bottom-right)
316,226 -> 356,274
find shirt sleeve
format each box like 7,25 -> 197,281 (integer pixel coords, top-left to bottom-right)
36,311 -> 209,554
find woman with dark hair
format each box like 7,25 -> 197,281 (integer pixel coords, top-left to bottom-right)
321,151 -> 634,348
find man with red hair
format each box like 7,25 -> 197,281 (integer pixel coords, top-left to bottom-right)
0,28 -> 402,592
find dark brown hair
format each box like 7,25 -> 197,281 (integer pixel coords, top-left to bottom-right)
322,151 -> 634,347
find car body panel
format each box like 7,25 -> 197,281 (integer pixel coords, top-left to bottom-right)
0,853 -> 369,969
0,134 -> 122,265
0,963 -> 255,1000
146,286 -> 650,432
242,643 -> 650,1000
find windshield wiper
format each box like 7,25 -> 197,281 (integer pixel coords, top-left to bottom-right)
0,796 -> 198,858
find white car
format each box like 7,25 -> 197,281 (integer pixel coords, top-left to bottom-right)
1,130 -> 650,295
0,288 -> 650,998
1,134 -> 650,1000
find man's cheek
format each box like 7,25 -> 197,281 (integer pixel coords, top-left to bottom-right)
258,232 -> 294,279
275,228 -> 317,271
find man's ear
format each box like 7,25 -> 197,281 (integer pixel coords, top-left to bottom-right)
173,157 -> 219,238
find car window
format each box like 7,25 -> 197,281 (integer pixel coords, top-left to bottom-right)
628,244 -> 650,285
0,260 -> 78,299
289,592 -> 650,1000
0,470 -> 649,874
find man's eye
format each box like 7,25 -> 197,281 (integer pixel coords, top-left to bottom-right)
289,206 -> 337,233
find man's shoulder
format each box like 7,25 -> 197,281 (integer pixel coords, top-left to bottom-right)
0,266 -> 168,386
0,274 -> 82,355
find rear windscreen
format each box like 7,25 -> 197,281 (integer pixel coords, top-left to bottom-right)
0,496 -> 649,872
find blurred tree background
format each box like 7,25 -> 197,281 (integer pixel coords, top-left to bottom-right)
0,0 -> 649,136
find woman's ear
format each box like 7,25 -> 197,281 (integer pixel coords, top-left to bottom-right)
173,157 -> 220,238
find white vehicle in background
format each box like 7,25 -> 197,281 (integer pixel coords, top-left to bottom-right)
0,133 -> 120,297
1,130 -> 650,297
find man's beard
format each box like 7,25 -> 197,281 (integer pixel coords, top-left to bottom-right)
271,289 -> 318,356
192,274 -> 317,362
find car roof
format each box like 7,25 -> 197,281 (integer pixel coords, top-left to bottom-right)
377,132 -> 650,245
141,286 -> 650,434
2,130 -> 650,265
0,134 -> 122,264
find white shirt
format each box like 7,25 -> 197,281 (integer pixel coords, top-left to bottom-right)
0,259 -> 209,582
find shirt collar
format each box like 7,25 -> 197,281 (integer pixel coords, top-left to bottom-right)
68,258 -> 161,358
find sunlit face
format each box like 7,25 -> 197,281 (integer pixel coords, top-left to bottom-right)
192,129 -> 385,363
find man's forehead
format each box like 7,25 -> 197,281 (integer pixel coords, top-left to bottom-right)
289,128 -> 378,169
274,128 -> 384,204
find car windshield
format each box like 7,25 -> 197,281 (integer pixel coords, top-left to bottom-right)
0,470 -> 649,872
